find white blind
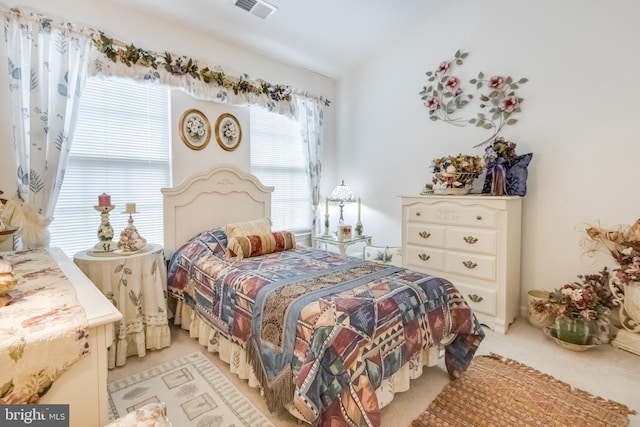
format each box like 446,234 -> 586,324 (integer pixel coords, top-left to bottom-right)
249,106 -> 311,232
50,77 -> 171,258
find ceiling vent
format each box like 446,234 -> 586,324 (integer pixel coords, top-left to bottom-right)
233,0 -> 278,20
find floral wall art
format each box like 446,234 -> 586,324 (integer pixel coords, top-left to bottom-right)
419,50 -> 528,148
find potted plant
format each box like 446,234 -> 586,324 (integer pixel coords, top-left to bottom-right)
548,279 -> 611,346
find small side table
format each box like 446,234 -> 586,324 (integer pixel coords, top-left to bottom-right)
74,244 -> 171,368
312,233 -> 372,256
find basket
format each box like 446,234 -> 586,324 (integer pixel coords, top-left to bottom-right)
432,172 -> 477,195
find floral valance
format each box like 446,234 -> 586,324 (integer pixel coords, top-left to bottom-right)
2,6 -> 330,119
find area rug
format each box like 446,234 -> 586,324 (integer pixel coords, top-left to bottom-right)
108,351 -> 274,427
411,353 -> 637,427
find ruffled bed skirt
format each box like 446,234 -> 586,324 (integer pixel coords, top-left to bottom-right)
171,299 -> 442,424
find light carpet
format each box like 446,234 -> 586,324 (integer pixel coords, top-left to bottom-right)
108,351 -> 274,427
411,353 -> 637,427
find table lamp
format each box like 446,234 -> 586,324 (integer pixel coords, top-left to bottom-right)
329,180 -> 355,223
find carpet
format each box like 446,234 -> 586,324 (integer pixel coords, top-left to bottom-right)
108,351 -> 274,427
411,353 -> 637,427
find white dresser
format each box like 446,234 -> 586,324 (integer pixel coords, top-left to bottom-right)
401,195 -> 522,333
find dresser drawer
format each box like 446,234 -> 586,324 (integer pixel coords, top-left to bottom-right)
446,228 -> 497,255
446,251 -> 496,281
454,282 -> 496,316
406,203 -> 498,229
406,224 -> 445,247
405,246 -> 445,273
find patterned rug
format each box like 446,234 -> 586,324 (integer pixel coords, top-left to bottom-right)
411,353 -> 637,427
108,352 -> 274,427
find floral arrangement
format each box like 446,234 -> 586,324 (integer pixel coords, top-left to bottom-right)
431,153 -> 484,188
549,277 -> 611,321
483,136 -> 518,165
418,50 -> 528,147
222,120 -> 239,144
582,218 -> 640,286
186,116 -> 205,138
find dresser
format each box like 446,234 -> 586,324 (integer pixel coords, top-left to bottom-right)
401,195 -> 522,333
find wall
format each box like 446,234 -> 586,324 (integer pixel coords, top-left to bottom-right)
0,0 -> 337,209
336,0 -> 640,310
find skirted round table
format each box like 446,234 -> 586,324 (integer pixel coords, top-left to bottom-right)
74,244 -> 171,368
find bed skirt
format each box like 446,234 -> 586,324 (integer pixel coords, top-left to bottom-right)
171,298 -> 442,424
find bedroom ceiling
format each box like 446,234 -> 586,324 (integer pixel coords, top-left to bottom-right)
122,0 -> 442,80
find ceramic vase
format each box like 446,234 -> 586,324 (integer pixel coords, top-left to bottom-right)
555,317 -> 594,346
526,290 -> 555,329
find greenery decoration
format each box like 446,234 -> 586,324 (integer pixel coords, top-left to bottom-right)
419,50 -> 528,147
93,33 -> 330,106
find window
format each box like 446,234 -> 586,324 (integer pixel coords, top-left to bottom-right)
249,106 -> 311,233
50,78 -> 171,258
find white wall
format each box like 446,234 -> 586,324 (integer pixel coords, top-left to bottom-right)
0,0 -> 337,204
336,0 -> 640,309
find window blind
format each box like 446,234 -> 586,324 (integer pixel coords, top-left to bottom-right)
249,106 -> 311,233
50,77 -> 171,258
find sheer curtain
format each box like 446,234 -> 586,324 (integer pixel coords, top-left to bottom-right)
296,97 -> 324,236
3,8 -> 93,248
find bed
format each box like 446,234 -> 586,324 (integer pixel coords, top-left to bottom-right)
161,164 -> 484,427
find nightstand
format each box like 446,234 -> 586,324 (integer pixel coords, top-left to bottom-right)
312,233 -> 372,256
74,244 -> 171,367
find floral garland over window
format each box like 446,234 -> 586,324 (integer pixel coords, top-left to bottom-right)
91,33 -> 330,113
419,50 -> 528,147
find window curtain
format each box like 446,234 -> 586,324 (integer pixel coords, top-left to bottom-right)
296,96 -> 324,236
3,8 -> 94,248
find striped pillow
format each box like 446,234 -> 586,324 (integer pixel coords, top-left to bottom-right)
228,231 -> 296,259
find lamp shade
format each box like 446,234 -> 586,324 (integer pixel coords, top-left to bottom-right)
329,180 -> 355,203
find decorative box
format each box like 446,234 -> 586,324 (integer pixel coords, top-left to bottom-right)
337,225 -> 352,240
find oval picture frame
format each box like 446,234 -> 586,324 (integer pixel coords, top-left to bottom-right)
215,113 -> 242,151
179,109 -> 211,150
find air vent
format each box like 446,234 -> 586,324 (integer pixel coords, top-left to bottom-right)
233,0 -> 278,20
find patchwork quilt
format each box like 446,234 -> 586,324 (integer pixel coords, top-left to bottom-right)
167,228 -> 484,427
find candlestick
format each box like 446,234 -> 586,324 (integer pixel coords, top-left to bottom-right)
93,205 -> 115,252
125,203 -> 136,214
357,197 -> 361,222
325,197 -> 328,216
98,193 -> 111,207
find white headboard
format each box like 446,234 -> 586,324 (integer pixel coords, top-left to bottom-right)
161,164 -> 274,256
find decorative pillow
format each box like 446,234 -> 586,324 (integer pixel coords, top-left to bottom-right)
105,402 -> 173,427
482,153 -> 533,197
505,152 -> 533,197
228,231 -> 296,259
224,218 -> 272,239
363,246 -> 403,267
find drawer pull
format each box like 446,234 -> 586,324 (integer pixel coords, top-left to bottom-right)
476,215 -> 482,220
416,212 -> 421,216
468,294 -> 483,303
463,260 -> 478,269
463,236 -> 478,244
418,231 -> 431,239
418,253 -> 431,261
